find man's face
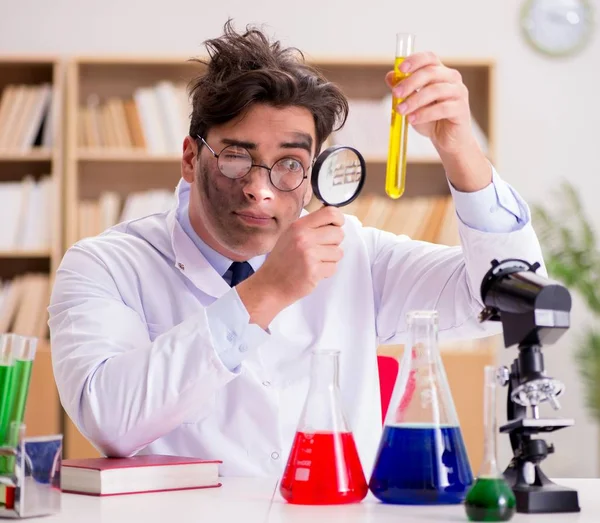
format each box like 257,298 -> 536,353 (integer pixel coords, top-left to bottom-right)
184,103 -> 316,261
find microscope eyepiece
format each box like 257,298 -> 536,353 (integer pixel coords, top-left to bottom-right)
479,259 -> 571,349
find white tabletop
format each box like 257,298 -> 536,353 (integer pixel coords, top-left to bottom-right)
42,477 -> 599,523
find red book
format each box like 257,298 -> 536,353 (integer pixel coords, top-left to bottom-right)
61,454 -> 221,496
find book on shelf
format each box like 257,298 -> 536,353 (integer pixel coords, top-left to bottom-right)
77,189 -> 176,241
0,84 -> 53,152
78,80 -> 190,154
0,273 -> 50,338
61,454 -> 221,496
0,177 -> 53,252
307,193 -> 460,246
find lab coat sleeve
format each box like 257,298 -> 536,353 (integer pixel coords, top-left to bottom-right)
206,289 -> 271,371
360,176 -> 547,345
48,243 -> 245,458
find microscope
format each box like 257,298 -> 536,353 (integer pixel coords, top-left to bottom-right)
478,258 -> 581,514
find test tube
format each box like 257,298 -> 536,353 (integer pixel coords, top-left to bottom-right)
0,335 -> 16,476
0,335 -> 16,446
385,32 -> 415,199
6,336 -> 37,447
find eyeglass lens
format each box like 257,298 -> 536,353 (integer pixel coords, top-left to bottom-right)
217,145 -> 305,191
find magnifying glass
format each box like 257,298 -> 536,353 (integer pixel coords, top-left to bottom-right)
311,145 -> 366,207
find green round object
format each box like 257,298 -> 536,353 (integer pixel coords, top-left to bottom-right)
464,477 -> 516,522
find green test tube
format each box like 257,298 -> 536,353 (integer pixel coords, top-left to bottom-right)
0,335 -> 16,447
6,336 -> 36,445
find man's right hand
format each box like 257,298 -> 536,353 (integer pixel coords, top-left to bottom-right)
236,206 -> 345,329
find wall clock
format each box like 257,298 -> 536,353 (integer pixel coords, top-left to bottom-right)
521,0 -> 595,57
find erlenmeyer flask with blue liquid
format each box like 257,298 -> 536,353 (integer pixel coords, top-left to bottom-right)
369,310 -> 473,504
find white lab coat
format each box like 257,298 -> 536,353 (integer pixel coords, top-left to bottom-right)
49,178 -> 546,478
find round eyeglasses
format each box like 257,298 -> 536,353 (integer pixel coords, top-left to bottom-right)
198,136 -> 310,192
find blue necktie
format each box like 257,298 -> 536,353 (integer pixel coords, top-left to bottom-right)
229,261 -> 254,287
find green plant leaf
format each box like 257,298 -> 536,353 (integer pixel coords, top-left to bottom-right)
532,180 -> 600,313
533,180 -> 600,421
575,330 -> 600,423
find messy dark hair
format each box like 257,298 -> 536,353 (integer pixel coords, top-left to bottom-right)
188,20 -> 349,154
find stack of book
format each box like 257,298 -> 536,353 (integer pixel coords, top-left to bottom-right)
0,84 -> 53,151
0,274 -> 50,338
77,189 -> 176,240
307,193 -> 460,246
0,177 -> 53,252
77,81 -> 190,154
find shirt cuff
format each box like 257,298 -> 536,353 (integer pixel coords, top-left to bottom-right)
448,165 -> 531,233
206,288 -> 271,372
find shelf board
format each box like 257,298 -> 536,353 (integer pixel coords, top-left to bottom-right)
0,250 -> 51,259
0,56 -> 59,65
0,149 -> 53,161
77,149 -> 181,162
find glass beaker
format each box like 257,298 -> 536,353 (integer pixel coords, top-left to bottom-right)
369,310 -> 473,504
465,366 -> 516,521
280,349 -> 368,505
385,32 -> 415,200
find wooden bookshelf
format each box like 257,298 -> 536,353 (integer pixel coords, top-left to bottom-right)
64,55 -> 496,245
0,56 -> 64,440
0,58 -> 64,272
63,55 -> 498,467
0,149 -> 53,161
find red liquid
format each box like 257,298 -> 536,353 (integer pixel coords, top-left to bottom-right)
5,486 -> 15,509
280,431 -> 368,505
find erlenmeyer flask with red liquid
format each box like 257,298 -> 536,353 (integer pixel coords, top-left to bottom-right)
369,310 -> 473,504
280,348 -> 368,505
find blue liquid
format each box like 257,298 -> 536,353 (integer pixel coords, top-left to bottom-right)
369,424 -> 473,504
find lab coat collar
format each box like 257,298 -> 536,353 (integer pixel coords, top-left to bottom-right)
166,178 -> 232,299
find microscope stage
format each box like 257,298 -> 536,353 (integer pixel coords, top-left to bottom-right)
500,417 -> 574,433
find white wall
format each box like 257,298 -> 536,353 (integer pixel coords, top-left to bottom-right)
2,0 -> 599,477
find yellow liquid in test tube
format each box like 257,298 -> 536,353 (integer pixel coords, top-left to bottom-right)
385,33 -> 415,200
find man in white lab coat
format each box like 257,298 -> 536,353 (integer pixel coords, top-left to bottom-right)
49,21 -> 545,478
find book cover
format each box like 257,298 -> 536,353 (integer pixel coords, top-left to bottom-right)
63,454 -> 221,470
61,454 -> 222,496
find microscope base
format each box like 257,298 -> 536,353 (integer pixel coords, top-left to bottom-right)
511,483 -> 580,514
503,461 -> 580,514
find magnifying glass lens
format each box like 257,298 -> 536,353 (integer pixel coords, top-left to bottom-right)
311,146 -> 366,207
